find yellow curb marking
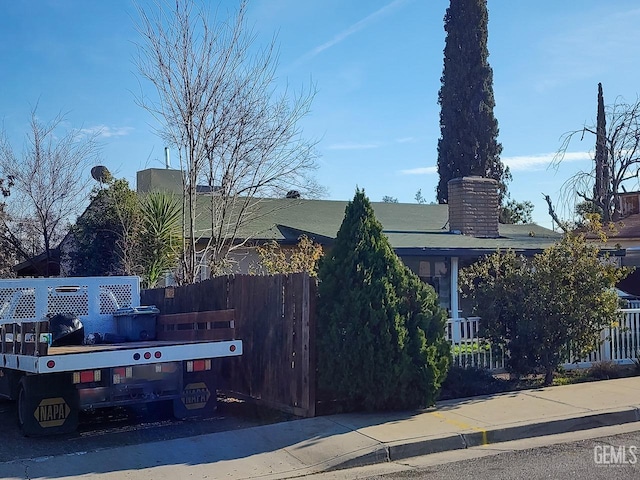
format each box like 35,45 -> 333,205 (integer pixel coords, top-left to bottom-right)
430,411 -> 489,445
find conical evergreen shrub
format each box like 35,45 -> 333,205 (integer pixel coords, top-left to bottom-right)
317,190 -> 450,410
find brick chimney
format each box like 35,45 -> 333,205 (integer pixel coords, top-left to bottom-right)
448,177 -> 500,238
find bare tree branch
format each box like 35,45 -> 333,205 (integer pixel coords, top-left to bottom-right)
552,87 -> 640,225
134,0 -> 321,282
0,107 -> 100,276
543,194 -> 569,233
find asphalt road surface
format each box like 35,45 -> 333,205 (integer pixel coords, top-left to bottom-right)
0,394 -> 293,464
364,429 -> 640,480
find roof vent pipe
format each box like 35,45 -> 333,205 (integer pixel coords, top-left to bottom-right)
164,147 -> 171,169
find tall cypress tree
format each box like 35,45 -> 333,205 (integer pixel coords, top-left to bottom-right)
316,190 -> 450,411
594,82 -> 610,222
436,0 -> 507,203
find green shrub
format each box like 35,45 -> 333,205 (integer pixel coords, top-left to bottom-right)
552,369 -> 590,386
438,366 -> 510,400
316,190 -> 450,411
460,233 -> 629,385
451,340 -> 491,355
587,361 -> 623,380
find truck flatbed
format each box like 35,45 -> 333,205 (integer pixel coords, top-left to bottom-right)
3,337 -> 242,374
0,276 -> 244,436
49,339 -> 218,355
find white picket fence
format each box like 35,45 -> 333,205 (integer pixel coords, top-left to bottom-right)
446,316 -> 506,370
446,308 -> 640,371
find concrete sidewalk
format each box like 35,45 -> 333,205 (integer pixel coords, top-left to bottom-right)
2,377 -> 640,479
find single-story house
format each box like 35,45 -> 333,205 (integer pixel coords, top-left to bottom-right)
136,169 -> 567,318
22,168 -> 629,318
12,248 -> 61,277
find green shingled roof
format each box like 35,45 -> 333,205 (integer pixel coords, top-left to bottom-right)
192,196 -> 562,253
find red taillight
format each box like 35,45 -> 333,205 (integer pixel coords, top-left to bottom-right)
46,360 -> 55,369
230,344 -> 236,352
186,359 -> 211,372
73,369 -> 102,384
154,351 -> 162,359
144,352 -> 152,360
112,367 -> 133,384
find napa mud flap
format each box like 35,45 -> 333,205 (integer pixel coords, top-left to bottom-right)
18,374 -> 79,437
173,371 -> 217,419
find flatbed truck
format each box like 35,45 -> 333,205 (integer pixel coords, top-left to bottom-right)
0,276 -> 242,436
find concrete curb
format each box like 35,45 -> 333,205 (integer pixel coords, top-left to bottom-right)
329,407 -> 640,472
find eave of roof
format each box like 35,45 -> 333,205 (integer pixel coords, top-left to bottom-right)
189,197 -> 563,252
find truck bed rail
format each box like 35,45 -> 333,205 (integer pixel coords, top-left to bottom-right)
1,320 -> 50,356
157,309 -> 236,342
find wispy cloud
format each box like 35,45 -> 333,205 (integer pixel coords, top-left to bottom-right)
396,137 -> 415,144
80,125 -> 133,138
327,142 -> 381,151
293,0 -> 410,65
398,151 -> 592,176
400,166 -> 437,175
503,151 -> 591,171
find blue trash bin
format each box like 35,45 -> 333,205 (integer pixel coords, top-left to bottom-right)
113,306 -> 160,341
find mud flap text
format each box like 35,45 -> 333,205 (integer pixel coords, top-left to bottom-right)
34,398 -> 70,428
182,382 -> 210,410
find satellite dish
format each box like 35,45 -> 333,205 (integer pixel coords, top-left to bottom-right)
286,190 -> 301,199
91,165 -> 112,184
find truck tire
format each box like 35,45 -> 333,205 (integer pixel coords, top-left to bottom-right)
16,375 -> 79,437
17,379 -> 29,432
0,368 -> 20,400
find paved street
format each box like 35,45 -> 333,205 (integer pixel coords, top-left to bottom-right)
366,429 -> 640,479
304,424 -> 640,480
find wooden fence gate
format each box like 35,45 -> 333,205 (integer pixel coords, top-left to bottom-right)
142,273 -> 317,417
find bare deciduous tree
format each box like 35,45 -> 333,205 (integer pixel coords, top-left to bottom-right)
549,86 -> 640,226
0,108 -> 100,276
135,0 -> 321,283
0,176 -> 18,277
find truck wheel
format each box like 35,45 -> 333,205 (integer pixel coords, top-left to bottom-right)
17,379 -> 28,433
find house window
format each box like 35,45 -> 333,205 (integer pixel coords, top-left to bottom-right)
418,259 -> 450,311
457,257 -> 479,318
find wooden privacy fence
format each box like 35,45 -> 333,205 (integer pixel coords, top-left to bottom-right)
142,273 -> 317,417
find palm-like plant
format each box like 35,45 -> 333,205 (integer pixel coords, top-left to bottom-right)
139,192 -> 182,288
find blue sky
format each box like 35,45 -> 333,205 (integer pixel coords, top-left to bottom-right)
2,0 -> 640,229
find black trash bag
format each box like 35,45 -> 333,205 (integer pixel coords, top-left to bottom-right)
49,313 -> 85,347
